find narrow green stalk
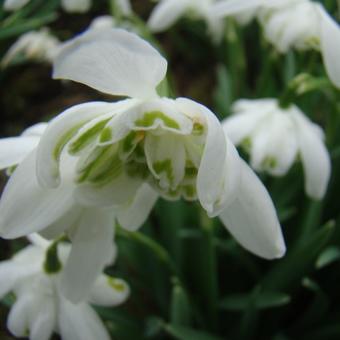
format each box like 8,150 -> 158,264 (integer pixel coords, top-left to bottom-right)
116,227 -> 179,278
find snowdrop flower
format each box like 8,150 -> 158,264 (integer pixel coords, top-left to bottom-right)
2,29 -> 60,68
0,123 -> 118,304
4,0 -> 91,12
0,29 -> 285,264
210,0 -> 340,88
0,234 -> 129,340
223,98 -> 331,200
148,0 -> 226,41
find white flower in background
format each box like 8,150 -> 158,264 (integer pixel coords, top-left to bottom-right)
223,98 -> 331,200
0,28 -> 285,262
148,0 -> 226,41
1,29 -> 60,68
0,234 -> 129,340
210,0 -> 340,88
4,0 -> 91,12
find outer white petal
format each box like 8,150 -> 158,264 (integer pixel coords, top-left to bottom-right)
117,184 -> 158,231
219,160 -> 286,259
4,0 -> 29,11
53,28 -> 167,99
0,151 -> 74,239
22,122 -> 48,137
318,5 -> 340,88
36,101 -> 118,188
59,298 -> 110,340
7,293 -> 34,337
292,111 -> 331,200
29,296 -> 56,340
0,136 -> 40,170
89,274 -> 130,307
60,208 -> 115,303
176,98 -> 227,216
61,0 -> 91,13
148,0 -> 191,32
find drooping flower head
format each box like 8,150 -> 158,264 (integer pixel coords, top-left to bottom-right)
1,29 -> 60,68
210,0 -> 340,88
0,28 -> 285,266
0,234 -> 129,340
223,98 -> 331,200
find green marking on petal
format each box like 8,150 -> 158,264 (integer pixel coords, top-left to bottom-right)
185,166 -> 198,179
153,159 -> 174,184
135,111 -> 180,130
54,124 -> 84,161
192,122 -> 204,136
125,161 -> 149,179
99,127 -> 113,143
107,277 -> 126,292
262,156 -> 277,170
69,118 -> 111,155
77,145 -> 123,185
182,185 -> 197,200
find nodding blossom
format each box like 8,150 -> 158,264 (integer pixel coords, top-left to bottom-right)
1,29 -> 60,67
0,29 -> 285,269
0,234 -> 129,340
210,0 -> 340,88
223,98 -> 331,200
148,0 -> 226,41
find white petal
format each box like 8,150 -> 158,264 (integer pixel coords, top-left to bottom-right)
61,0 -> 91,13
222,102 -> 269,145
0,136 -> 39,170
319,5 -> 340,88
219,160 -> 286,259
4,0 -> 29,11
89,274 -> 130,307
7,293 -> 34,337
0,151 -> 74,239
213,135 -> 241,216
116,0 -> 132,16
36,101 -> 118,188
59,298 -> 110,340
60,208 -> 115,303
292,111 -> 331,200
117,184 -> 158,231
148,0 -> 191,32
74,172 -> 142,207
145,133 -> 186,190
29,296 -> 56,340
53,28 -> 167,99
22,122 -> 48,137
176,98 -> 227,215
209,0 -> 264,18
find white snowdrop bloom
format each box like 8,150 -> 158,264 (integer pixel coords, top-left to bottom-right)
0,123 -> 119,304
0,28 -> 285,264
0,234 -> 129,340
2,29 -> 60,67
210,0 -> 340,88
4,0 -> 91,12
148,0 -> 226,41
223,98 -> 331,200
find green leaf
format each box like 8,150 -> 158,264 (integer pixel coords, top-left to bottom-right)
170,280 -> 192,326
164,324 -> 223,340
316,246 -> 340,269
220,291 -> 290,311
262,221 -> 335,291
